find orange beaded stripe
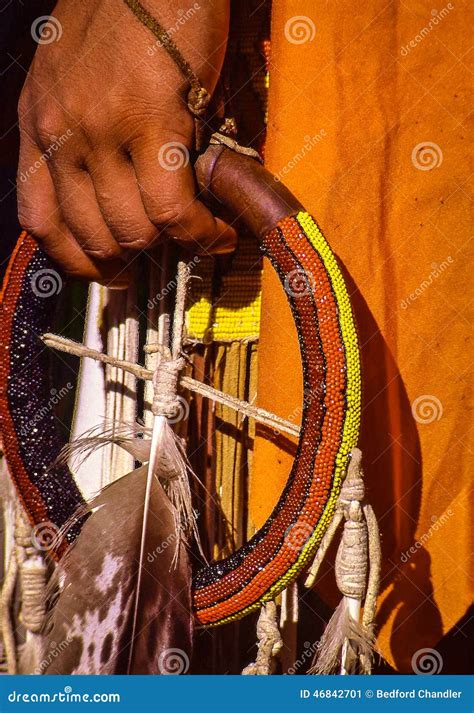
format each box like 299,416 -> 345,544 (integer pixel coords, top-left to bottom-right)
193,213 -> 361,625
193,220 -> 330,620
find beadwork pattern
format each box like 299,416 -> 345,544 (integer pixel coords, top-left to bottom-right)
0,233 -> 83,554
193,212 -> 361,625
0,211 -> 361,625
187,235 -> 262,342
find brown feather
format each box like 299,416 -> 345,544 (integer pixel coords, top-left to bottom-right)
41,465 -> 193,674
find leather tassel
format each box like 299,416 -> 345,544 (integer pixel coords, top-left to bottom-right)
41,464 -> 193,674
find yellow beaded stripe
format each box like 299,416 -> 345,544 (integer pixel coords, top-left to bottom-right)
207,211 -> 361,625
277,210 -> 362,568
187,236 -> 262,342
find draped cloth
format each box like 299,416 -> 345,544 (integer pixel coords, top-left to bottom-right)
251,1 -> 472,671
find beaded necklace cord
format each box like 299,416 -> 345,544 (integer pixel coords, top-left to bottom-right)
123,0 -> 211,119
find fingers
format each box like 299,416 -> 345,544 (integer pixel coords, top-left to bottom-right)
130,131 -> 237,256
47,161 -> 125,264
17,136 -> 130,287
18,125 -> 238,288
87,150 -> 159,251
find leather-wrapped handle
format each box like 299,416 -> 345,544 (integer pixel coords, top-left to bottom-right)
195,145 -> 303,239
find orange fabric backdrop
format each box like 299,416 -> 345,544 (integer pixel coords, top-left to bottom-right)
251,0 -> 472,671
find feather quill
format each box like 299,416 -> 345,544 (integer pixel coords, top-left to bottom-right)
127,414 -> 164,673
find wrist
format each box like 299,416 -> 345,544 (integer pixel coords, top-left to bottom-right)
123,0 -> 230,92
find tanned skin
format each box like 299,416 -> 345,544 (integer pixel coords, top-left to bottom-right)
17,0 -> 235,287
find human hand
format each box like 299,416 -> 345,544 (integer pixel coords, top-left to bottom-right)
18,0 -> 236,287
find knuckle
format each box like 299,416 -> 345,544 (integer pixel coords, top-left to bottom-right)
80,113 -> 104,140
32,103 -> 71,150
35,117 -> 62,149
